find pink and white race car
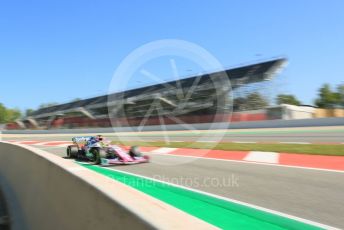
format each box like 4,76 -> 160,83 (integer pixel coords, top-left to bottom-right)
66,136 -> 150,166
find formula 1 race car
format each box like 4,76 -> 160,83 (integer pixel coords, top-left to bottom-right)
66,136 -> 149,166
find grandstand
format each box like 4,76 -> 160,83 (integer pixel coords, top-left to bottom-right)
6,58 -> 287,129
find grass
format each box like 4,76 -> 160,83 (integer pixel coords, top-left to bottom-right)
111,141 -> 344,156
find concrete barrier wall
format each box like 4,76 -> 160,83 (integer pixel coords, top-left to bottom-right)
0,142 -> 214,230
2,117 -> 344,134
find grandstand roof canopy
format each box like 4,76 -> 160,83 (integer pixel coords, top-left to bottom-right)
30,58 -> 286,119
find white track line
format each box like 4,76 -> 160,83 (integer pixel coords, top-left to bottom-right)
150,147 -> 178,154
280,142 -> 310,145
30,142 -> 72,146
233,141 -> 257,144
145,151 -> 344,174
4,140 -> 22,143
244,151 -> 279,164
38,145 -> 69,149
65,167 -> 88,172
31,142 -> 57,146
99,166 -> 340,230
50,143 -> 71,147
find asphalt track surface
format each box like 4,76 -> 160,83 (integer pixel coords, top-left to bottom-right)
3,126 -> 344,144
2,129 -> 344,229
108,126 -> 344,144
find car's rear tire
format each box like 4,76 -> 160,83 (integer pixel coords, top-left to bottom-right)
67,145 -> 78,158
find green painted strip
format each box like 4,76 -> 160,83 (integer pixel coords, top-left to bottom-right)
81,164 -> 323,230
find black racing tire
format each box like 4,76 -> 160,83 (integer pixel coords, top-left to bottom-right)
90,148 -> 101,164
129,146 -> 142,157
67,145 -> 78,158
66,146 -> 71,158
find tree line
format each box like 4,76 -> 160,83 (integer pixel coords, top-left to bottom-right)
233,83 -> 343,111
276,83 -> 343,108
0,100 -> 75,123
0,103 -> 21,123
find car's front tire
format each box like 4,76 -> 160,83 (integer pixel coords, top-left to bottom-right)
129,146 -> 142,157
90,147 -> 101,164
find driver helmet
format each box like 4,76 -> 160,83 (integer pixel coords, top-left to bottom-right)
95,135 -> 103,141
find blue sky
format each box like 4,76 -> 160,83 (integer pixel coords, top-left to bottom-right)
0,0 -> 343,111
